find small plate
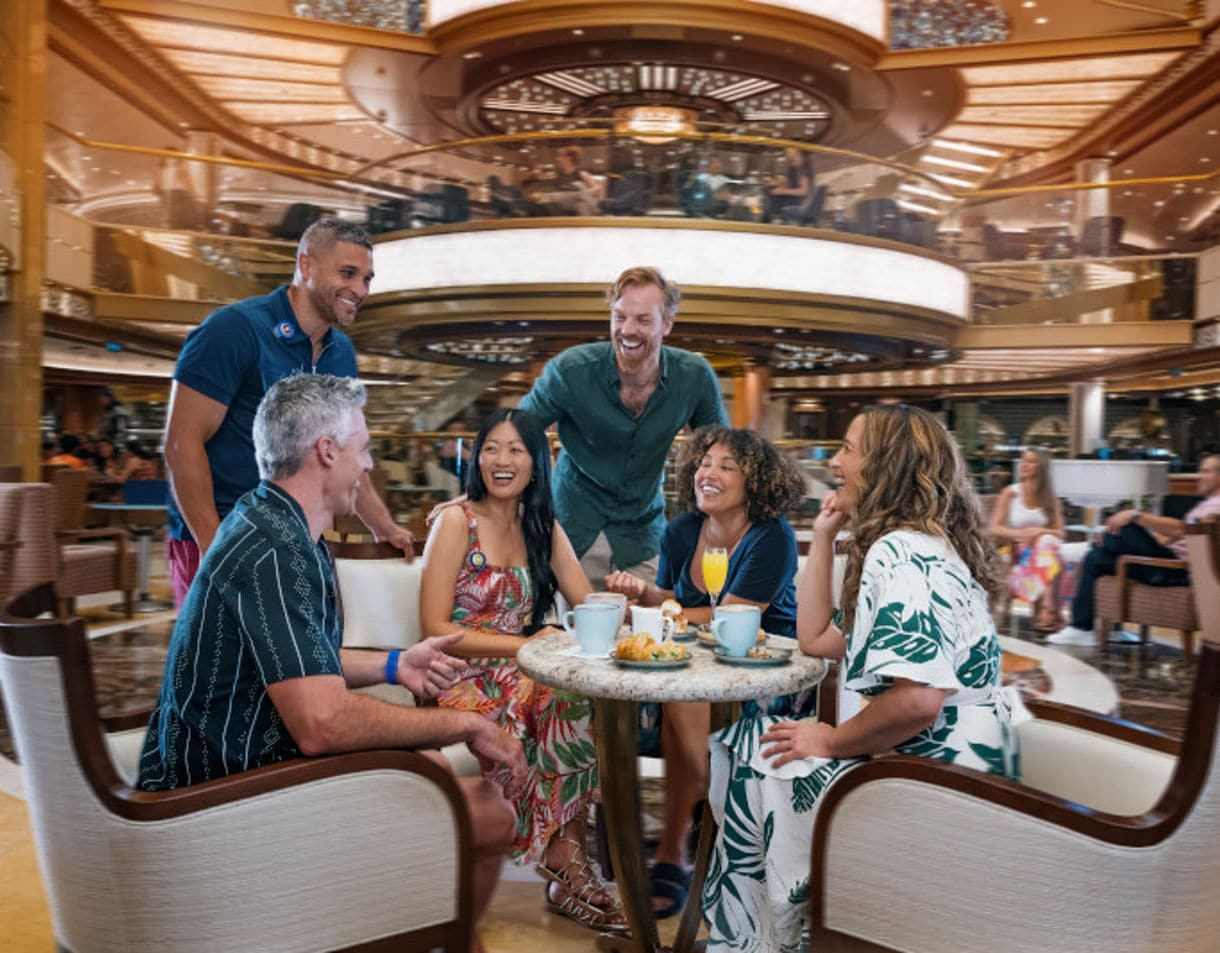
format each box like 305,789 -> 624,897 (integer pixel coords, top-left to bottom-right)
670,625 -> 696,643
712,645 -> 793,667
611,651 -> 692,670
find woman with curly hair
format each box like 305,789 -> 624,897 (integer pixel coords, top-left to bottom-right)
607,425 -> 807,918
702,405 -> 1019,953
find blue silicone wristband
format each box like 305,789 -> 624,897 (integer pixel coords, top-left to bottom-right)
384,650 -> 401,686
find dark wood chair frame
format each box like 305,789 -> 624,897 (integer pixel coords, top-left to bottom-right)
1,581 -> 475,953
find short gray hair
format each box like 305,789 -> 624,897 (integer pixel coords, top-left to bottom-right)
253,373 -> 367,480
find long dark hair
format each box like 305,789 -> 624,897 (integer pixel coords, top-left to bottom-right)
464,408 -> 558,633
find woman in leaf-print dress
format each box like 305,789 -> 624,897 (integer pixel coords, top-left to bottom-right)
702,404 -> 1021,952
420,408 -> 626,934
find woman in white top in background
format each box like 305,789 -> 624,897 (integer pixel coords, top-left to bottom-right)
989,447 -> 1066,631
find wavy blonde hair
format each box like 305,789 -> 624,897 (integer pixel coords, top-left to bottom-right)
1022,446 -> 1058,521
839,404 -> 1001,635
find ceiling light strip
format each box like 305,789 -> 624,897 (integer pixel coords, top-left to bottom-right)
930,139 -> 1003,158
707,79 -> 779,101
536,72 -> 605,96
481,100 -> 570,114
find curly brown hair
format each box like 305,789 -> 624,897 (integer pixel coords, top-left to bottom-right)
676,425 -> 807,523
838,404 -> 1002,635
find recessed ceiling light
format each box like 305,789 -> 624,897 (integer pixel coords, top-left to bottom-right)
571,28 -> 583,35
922,89 -> 935,97
1022,0 -> 1037,6
463,51 -> 482,59
832,62 -> 851,71
1034,16 -> 1049,24
1202,157 -> 1212,164
1207,129 -> 1218,136
731,34 -> 743,41
1124,168 -> 1135,175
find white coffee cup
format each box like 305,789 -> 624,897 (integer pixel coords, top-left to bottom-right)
585,592 -> 627,636
630,605 -> 666,640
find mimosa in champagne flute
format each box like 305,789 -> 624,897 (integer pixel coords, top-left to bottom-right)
702,545 -> 728,614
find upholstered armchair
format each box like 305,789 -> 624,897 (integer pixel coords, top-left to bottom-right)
328,539 -> 481,776
806,525 -> 1220,952
1094,552 -> 1197,662
0,481 -> 135,616
0,582 -> 475,953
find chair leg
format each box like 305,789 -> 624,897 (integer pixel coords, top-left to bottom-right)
1096,619 -> 1110,656
123,588 -> 134,619
1182,628 -> 1195,666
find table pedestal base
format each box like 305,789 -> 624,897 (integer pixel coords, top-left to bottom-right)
594,699 -> 736,953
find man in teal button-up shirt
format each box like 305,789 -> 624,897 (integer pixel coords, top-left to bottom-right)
520,266 -> 727,585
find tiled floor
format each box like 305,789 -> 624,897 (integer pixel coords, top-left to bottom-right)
0,563 -> 1198,951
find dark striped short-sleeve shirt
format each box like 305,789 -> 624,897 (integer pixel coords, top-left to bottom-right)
137,482 -> 342,791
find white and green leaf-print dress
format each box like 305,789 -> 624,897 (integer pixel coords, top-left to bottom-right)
702,530 -> 1022,953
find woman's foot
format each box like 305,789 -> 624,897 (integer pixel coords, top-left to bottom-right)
538,835 -> 628,933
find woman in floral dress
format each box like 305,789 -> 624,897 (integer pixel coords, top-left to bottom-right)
703,404 -> 1022,952
420,408 -> 626,933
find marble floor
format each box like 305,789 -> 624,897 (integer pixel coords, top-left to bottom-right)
0,556 -> 1199,952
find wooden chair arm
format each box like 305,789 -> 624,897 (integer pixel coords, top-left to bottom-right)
100,708 -> 155,733
1024,697 -> 1180,753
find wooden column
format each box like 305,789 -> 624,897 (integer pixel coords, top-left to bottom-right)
0,0 -> 47,479
730,364 -> 771,435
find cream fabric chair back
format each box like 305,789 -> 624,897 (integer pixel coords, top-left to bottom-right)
0,582 -> 474,953
334,552 -> 423,649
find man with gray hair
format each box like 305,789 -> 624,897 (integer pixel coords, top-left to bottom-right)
163,217 -> 412,609
140,374 -> 523,946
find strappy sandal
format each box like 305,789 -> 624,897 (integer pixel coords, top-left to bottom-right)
537,836 -> 630,934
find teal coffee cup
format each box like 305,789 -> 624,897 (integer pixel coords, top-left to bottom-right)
712,605 -> 761,657
563,603 -> 620,656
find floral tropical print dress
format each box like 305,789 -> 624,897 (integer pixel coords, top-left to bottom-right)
436,504 -> 600,863
702,530 -> 1021,952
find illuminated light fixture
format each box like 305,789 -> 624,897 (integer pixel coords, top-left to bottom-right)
463,51 -> 482,60
921,154 -> 988,173
537,71 -> 607,96
931,139 -> 1003,157
900,183 -> 954,201
614,105 -> 696,143
897,199 -> 938,215
926,172 -> 976,189
1034,16 -> 1048,24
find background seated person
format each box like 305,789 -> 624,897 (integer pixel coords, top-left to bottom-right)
136,373 -> 523,953
764,146 -> 814,223
989,446 -> 1069,632
606,425 -> 808,918
45,433 -> 88,470
683,155 -> 733,218
420,408 -> 627,934
703,404 -> 1017,952
529,145 -> 603,215
1051,452 -> 1220,645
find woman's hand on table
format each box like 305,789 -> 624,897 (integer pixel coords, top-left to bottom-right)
605,571 -> 652,603
760,719 -> 837,767
400,632 -> 466,699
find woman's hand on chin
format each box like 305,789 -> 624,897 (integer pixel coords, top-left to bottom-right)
813,490 -> 849,538
760,719 -> 837,767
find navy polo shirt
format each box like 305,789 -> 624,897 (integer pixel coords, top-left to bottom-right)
519,343 -> 727,567
166,285 -> 358,541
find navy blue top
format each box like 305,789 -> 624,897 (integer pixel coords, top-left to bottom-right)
167,285 -> 358,540
656,511 -> 799,637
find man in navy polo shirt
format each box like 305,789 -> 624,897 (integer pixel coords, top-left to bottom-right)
163,218 -> 412,607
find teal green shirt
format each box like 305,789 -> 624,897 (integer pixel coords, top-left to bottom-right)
520,342 -> 726,567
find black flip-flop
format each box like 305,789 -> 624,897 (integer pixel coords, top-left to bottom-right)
649,861 -> 691,920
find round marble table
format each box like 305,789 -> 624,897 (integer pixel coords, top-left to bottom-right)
518,631 -> 827,953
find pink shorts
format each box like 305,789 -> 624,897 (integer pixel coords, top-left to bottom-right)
166,537 -> 201,609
